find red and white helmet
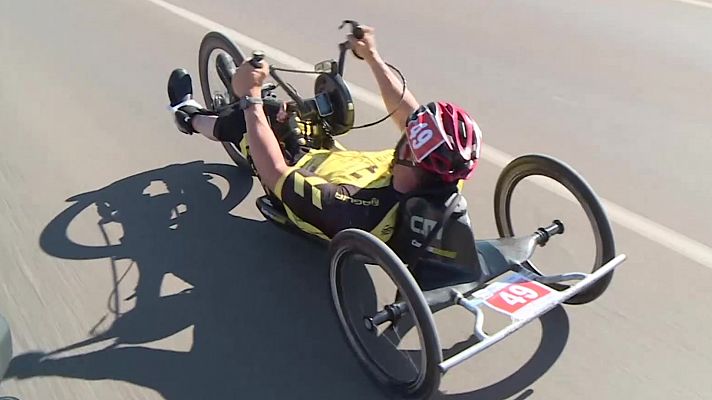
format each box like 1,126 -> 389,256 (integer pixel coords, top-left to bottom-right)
402,101 -> 483,182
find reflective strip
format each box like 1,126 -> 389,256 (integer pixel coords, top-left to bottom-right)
294,172 -> 305,197
312,186 -> 322,209
428,246 -> 457,259
273,166 -> 298,201
305,176 -> 327,209
304,176 -> 328,186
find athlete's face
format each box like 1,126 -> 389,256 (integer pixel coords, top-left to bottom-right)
392,135 -> 430,193
395,136 -> 415,165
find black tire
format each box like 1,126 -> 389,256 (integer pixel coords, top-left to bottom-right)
197,31 -> 251,170
494,154 -> 615,304
329,229 -> 442,399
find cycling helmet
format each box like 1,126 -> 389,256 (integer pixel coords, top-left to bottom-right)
401,101 -> 482,182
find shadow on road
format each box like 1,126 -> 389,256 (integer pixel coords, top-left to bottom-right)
437,306 -> 569,399
4,160 -> 568,399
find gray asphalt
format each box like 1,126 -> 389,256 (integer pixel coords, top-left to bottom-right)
1,0 -> 711,399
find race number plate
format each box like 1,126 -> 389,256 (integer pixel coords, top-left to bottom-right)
405,109 -> 447,162
473,273 -> 558,320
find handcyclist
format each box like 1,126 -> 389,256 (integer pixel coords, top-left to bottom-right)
167,25 -> 482,241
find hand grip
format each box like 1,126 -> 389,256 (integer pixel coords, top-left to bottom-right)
340,20 -> 364,39
249,50 -> 265,68
339,20 -> 366,60
352,25 -> 364,40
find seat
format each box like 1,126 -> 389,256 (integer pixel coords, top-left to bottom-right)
387,190 -> 482,291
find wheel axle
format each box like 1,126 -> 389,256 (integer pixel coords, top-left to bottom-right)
535,219 -> 565,246
363,302 -> 408,332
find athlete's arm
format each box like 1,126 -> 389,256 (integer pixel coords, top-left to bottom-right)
232,59 -> 289,191
348,26 -> 420,130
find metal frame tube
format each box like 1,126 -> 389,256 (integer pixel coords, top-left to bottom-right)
439,254 -> 626,372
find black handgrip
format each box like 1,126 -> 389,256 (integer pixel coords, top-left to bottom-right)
340,20 -> 364,39
249,50 -> 265,68
339,20 -> 365,61
353,25 -> 364,40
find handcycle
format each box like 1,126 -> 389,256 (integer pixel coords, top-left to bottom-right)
196,21 -> 627,399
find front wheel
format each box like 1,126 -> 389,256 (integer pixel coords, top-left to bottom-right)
329,229 -> 442,399
197,31 -> 252,170
494,154 -> 616,304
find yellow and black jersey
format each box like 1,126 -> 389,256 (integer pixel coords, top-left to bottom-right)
274,149 -> 401,241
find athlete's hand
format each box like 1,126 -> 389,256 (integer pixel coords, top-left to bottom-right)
232,59 -> 269,98
348,25 -> 379,62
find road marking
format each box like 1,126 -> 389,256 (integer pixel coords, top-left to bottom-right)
145,0 -> 712,270
670,0 -> 712,10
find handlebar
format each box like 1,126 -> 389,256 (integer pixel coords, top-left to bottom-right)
242,20 -> 370,129
249,50 -> 265,68
245,19 -> 366,119
340,20 -> 364,40
245,49 -> 309,114
339,20 -> 364,64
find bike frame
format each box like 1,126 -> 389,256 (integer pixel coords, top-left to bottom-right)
362,225 -> 626,372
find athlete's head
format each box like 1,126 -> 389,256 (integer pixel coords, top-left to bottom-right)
396,101 -> 482,183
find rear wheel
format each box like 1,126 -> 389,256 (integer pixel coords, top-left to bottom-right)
494,154 -> 615,304
197,31 -> 251,170
329,229 -> 442,399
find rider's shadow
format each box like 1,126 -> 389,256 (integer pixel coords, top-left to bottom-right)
5,160 -> 569,400
5,161 -> 384,399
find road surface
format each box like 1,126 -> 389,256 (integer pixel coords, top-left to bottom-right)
0,0 -> 711,398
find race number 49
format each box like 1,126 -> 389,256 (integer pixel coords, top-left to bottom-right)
406,111 -> 446,162
409,123 -> 433,150
485,279 -> 554,316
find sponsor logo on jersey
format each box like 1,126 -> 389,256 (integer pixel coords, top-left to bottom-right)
335,192 -> 380,206
410,216 -> 443,240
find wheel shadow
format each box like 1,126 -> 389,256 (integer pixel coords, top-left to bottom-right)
4,160 -> 570,400
4,161 -> 384,400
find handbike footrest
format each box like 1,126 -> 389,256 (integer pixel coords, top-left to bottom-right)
439,254 -> 627,372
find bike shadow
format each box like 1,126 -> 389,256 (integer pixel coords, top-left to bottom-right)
4,160 -> 569,400
4,161 -> 383,399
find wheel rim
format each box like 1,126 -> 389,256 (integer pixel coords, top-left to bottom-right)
494,155 -> 615,303
503,170 -> 605,274
331,249 -> 428,391
201,48 -> 235,110
198,33 -> 245,110
198,33 -> 249,167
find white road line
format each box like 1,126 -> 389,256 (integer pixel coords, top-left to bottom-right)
145,0 -> 712,269
670,0 -> 712,10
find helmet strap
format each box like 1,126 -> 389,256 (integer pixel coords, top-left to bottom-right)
395,158 -> 417,167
